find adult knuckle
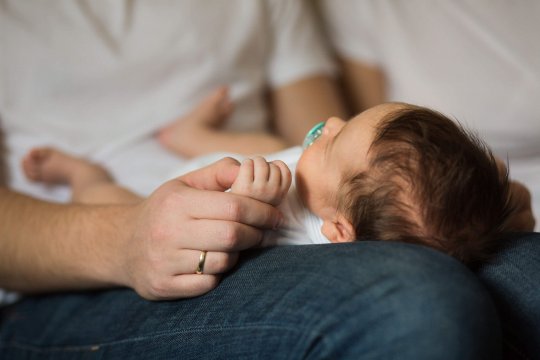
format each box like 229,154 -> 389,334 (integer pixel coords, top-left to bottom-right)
147,278 -> 170,299
145,249 -> 162,269
212,253 -> 233,273
226,199 -> 242,221
221,224 -> 240,249
136,285 -> 159,301
161,191 -> 181,210
148,225 -> 170,246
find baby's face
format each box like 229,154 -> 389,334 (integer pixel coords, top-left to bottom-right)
296,103 -> 407,220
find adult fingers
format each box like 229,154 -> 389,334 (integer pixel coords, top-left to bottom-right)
179,219 -> 266,251
167,274 -> 222,299
179,187 -> 283,229
161,250 -> 239,276
179,157 -> 241,191
144,274 -> 221,300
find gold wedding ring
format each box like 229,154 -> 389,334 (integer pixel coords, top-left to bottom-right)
195,250 -> 208,275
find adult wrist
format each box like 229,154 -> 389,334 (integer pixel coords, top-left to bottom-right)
83,203 -> 140,289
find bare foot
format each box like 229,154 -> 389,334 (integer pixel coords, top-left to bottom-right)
157,86 -> 233,154
22,147 -> 112,189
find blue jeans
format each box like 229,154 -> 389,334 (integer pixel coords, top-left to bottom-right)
0,236 -> 536,359
476,232 -> 540,359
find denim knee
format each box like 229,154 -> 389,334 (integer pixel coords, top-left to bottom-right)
477,232 -> 540,359
286,242 -> 502,360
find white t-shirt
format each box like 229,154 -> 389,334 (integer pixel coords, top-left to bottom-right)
0,0 -> 334,306
0,0 -> 334,201
320,0 -> 540,226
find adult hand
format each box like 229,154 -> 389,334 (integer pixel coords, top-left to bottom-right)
121,157 -> 283,300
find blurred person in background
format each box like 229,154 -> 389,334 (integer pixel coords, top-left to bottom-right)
319,0 -> 540,357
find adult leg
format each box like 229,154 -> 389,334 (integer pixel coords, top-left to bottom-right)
0,242 -> 500,359
22,147 -> 142,204
476,232 -> 540,360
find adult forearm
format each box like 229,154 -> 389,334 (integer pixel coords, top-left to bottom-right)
0,189 -> 134,293
339,58 -> 386,113
271,75 -> 348,145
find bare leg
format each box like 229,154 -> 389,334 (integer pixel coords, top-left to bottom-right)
22,147 -> 142,204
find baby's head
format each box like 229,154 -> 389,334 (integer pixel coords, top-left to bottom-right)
296,102 -> 514,265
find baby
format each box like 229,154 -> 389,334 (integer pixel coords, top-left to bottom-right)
22,103 -> 514,266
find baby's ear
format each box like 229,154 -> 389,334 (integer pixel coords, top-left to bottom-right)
321,214 -> 356,243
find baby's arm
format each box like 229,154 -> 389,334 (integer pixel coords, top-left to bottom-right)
230,157 -> 292,207
158,88 -> 287,158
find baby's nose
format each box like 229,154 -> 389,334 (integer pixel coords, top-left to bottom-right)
324,117 -> 346,133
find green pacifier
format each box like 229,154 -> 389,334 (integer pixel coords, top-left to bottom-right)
302,121 -> 325,149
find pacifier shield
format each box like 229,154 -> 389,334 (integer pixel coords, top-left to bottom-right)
302,121 -> 325,149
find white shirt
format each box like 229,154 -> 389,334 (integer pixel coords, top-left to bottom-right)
0,0 -> 334,201
320,0 -> 540,226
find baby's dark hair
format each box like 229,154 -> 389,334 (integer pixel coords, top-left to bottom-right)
338,104 -> 515,266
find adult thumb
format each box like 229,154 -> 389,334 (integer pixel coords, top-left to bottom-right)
178,157 -> 240,191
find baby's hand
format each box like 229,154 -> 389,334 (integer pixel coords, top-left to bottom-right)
231,156 -> 292,206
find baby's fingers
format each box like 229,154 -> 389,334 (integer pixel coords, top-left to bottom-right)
253,156 -> 270,183
237,158 -> 254,183
272,160 -> 292,196
230,158 -> 254,195
268,162 -> 281,185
